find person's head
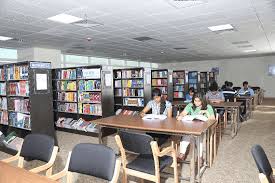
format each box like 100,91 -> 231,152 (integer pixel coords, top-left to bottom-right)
192,93 -> 207,109
152,88 -> 162,103
224,81 -> 229,85
209,81 -> 219,92
243,81 -> 249,89
188,87 -> 195,96
226,82 -> 233,89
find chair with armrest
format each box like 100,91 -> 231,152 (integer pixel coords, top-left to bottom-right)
49,143 -> 121,183
251,144 -> 275,183
1,133 -> 58,176
115,131 -> 178,183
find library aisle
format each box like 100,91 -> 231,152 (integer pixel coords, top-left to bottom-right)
0,99 -> 274,183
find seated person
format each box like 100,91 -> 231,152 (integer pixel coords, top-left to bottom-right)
140,88 -> 172,145
238,81 -> 255,96
176,93 -> 215,160
221,81 -> 229,91
222,82 -> 236,102
185,87 -> 195,102
206,81 -> 225,103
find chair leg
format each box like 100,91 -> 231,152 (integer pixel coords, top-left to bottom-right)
214,129 -> 217,162
140,178 -> 145,183
123,170 -> 128,183
18,157 -> 24,168
67,172 -> 73,183
46,167 -> 53,177
209,132 -> 213,167
173,151 -> 179,183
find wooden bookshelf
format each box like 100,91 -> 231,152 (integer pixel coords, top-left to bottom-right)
0,61 -> 56,145
0,65 -> 8,126
151,69 -> 168,100
113,68 -> 144,115
172,70 -> 187,101
199,72 -> 208,95
188,71 -> 199,93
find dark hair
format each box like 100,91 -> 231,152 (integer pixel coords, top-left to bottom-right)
191,93 -> 207,110
152,88 -> 166,114
226,82 -> 233,88
243,81 -> 248,86
189,87 -> 195,93
224,81 -> 229,85
209,81 -> 219,92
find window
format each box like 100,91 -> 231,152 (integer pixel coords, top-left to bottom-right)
64,54 -> 88,63
0,48 -> 17,60
90,57 -> 109,65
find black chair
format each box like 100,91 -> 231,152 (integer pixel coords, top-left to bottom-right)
2,133 -> 58,176
49,143 -> 121,183
115,131 -> 178,183
251,145 -> 275,183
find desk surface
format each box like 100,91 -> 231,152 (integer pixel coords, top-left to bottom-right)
172,101 -> 243,108
236,96 -> 254,99
94,115 -> 215,136
0,161 -> 57,183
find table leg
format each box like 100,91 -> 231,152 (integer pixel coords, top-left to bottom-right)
197,136 -> 201,183
190,135 -> 196,183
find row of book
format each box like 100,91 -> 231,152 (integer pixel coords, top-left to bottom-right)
174,92 -> 184,98
122,70 -> 143,78
78,104 -> 102,115
9,81 -> 29,96
152,79 -> 167,86
188,83 -> 198,90
9,112 -> 31,130
8,98 -> 30,113
174,85 -> 185,91
122,80 -> 143,88
77,68 -> 101,79
114,80 -> 122,88
56,69 -> 77,80
2,131 -> 24,151
115,109 -> 139,116
123,98 -> 144,107
6,65 -> 28,80
123,88 -> 144,97
57,92 -> 77,102
114,71 -> 122,79
0,111 -> 8,125
57,81 -> 76,91
152,87 -> 167,94
173,71 -> 185,79
152,71 -> 168,78
0,68 -> 5,80
78,80 -> 101,91
173,79 -> 185,85
114,89 -> 122,96
56,117 -> 98,132
188,79 -> 198,84
0,83 -> 6,95
58,103 -> 77,113
0,97 -> 7,110
78,92 -> 101,103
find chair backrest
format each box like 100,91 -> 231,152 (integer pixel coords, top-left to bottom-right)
68,143 -> 116,181
223,93 -> 236,102
20,134 -> 54,162
172,106 -> 178,117
118,131 -> 153,155
251,145 -> 274,183
233,87 -> 241,91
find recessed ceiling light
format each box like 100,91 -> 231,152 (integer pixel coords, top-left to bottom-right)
47,13 -> 83,24
208,24 -> 234,32
243,49 -> 256,53
0,36 -> 13,41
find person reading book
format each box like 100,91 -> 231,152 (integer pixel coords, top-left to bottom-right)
176,93 -> 215,161
239,81 -> 254,96
206,81 -> 225,103
185,87 -> 195,102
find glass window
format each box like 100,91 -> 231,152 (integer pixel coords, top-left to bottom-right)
151,63 -> 159,68
0,48 -> 17,59
126,60 -> 139,67
64,54 -> 88,63
90,57 -> 109,65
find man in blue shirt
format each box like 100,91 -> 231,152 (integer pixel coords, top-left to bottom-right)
239,81 -> 255,96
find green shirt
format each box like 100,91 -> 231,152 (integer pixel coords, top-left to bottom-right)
184,103 -> 214,117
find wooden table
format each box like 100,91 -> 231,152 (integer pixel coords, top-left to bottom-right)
236,96 -> 253,120
0,161 -> 57,183
94,115 -> 215,183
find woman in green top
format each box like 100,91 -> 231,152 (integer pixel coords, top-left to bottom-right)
176,93 -> 215,160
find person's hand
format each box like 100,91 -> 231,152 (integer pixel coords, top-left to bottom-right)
176,115 -> 183,121
140,112 -> 145,117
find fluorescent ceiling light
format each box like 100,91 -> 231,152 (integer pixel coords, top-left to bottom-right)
47,13 -> 83,24
0,36 -> 13,41
243,49 -> 257,53
208,24 -> 234,31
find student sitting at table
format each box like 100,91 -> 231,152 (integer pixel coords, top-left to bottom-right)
176,93 -> 215,161
185,87 -> 195,102
238,81 -> 255,96
222,82 -> 236,102
206,81 -> 225,103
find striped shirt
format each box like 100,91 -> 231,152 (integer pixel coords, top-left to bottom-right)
146,100 -> 172,116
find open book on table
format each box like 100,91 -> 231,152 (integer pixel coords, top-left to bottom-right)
181,115 -> 208,122
142,114 -> 167,120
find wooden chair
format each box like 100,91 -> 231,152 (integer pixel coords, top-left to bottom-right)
49,143 -> 121,183
251,145 -> 275,183
115,131 -> 178,183
1,134 -> 58,176
208,114 -> 219,167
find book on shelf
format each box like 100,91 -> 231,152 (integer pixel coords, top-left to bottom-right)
3,131 -> 17,144
57,103 -> 77,113
181,115 -> 208,122
189,84 -> 198,90
122,80 -> 143,88
174,85 -> 184,91
8,81 -> 29,96
114,71 -> 122,79
57,69 -> 76,80
6,136 -> 24,151
8,98 -> 30,113
0,83 -> 6,95
122,70 -> 143,78
57,92 -> 77,102
0,111 -> 8,125
152,79 -> 167,86
115,109 -> 139,116
78,103 -> 102,115
114,80 -> 122,88
78,80 -> 101,91
0,68 -> 5,81
9,112 -> 31,129
173,79 -> 185,85
77,68 -> 101,79
78,92 -> 101,103
114,89 -> 122,96
152,87 -> 167,94
173,72 -> 185,78
7,65 -> 28,80
57,81 -> 76,91
152,71 -> 168,78
174,92 -> 184,98
123,98 -> 144,107
55,117 -> 97,132
0,97 -> 7,110
123,88 -> 144,97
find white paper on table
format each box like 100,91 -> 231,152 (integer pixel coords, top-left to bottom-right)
36,74 -> 48,90
181,115 -> 208,122
142,114 -> 167,120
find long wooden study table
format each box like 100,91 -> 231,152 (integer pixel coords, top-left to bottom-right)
0,161 -> 57,183
94,115 -> 216,183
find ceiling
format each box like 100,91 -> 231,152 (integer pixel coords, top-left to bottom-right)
0,0 -> 275,63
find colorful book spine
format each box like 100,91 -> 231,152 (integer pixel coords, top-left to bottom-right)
0,68 -> 5,80
78,80 -> 101,91
152,71 -> 168,78
123,88 -> 144,97
78,104 -> 102,115
57,81 -> 76,91
58,103 -> 77,113
8,98 -> 30,113
57,92 -> 77,102
57,69 -> 76,80
152,79 -> 167,86
0,83 -> 6,95
78,92 -> 101,103
122,70 -> 143,78
9,112 -> 31,129
8,81 -> 29,96
123,98 -> 144,107
122,80 -> 143,88
7,65 -> 28,80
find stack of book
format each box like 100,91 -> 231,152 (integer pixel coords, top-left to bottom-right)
57,81 -> 76,91
8,98 -> 30,113
114,80 -> 122,88
152,71 -> 168,78
78,104 -> 102,115
6,65 -> 28,80
122,70 -> 143,78
114,71 -> 122,79
174,92 -> 184,98
0,111 -> 8,125
9,112 -> 31,130
173,71 -> 185,78
58,103 -> 77,113
174,85 -> 184,91
56,117 -> 98,132
123,98 -> 144,107
78,92 -> 101,103
57,92 -> 77,102
114,89 -> 122,96
8,81 -> 29,96
174,79 -> 185,85
3,131 -> 24,151
78,80 -> 101,91
0,68 -> 5,81
0,97 -> 7,110
57,69 -> 76,80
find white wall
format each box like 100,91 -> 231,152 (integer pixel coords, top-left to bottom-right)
159,55 -> 275,97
